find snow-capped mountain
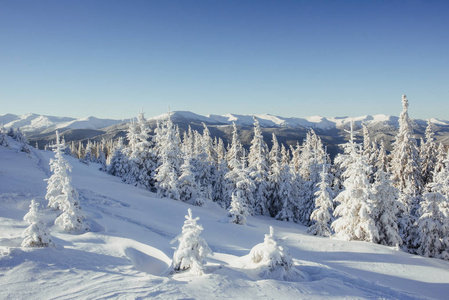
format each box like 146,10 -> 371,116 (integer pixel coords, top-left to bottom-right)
150,111 -> 449,130
0,113 -> 124,133
3,111 -> 449,133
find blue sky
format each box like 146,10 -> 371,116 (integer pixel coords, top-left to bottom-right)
1,0 -> 448,120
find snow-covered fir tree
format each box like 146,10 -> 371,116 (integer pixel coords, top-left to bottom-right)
389,95 -> 423,197
420,120 -> 437,187
308,165 -> 333,237
274,146 -> 296,222
0,127 -> 9,147
226,123 -> 244,171
229,190 -> 250,225
389,95 -> 423,250
332,123 -> 379,242
178,154 -> 201,205
248,226 -> 293,280
248,117 -> 270,216
81,140 -> 93,164
362,124 -> 377,182
106,137 -> 128,178
46,131 -> 87,232
434,143 -> 447,175
298,129 -> 327,226
46,131 -> 72,210
171,209 -> 213,276
417,183 -> 447,258
155,113 -> 182,200
226,148 -> 255,223
371,169 -> 402,246
22,199 -> 53,247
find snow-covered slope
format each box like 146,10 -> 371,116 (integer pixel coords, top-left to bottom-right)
1,138 -> 449,299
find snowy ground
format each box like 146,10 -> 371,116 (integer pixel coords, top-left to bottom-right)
1,142 -> 449,299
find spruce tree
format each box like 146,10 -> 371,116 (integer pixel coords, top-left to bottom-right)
155,113 -> 182,200
248,226 -> 293,280
248,117 -> 270,216
22,199 -> 53,247
332,123 -> 379,242
308,165 -> 333,237
389,95 -> 423,249
420,120 -> 437,187
171,209 -> 213,276
371,169 -> 402,246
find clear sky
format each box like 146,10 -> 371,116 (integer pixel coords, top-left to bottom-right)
1,0 -> 448,120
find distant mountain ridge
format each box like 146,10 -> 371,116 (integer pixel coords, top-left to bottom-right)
3,111 -> 449,133
2,111 -> 449,158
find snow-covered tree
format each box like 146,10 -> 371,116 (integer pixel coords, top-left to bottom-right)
22,199 -> 53,247
274,148 -> 296,222
308,165 -> 333,237
0,127 -> 9,147
46,131 -> 72,210
420,120 -> 437,187
389,95 -> 423,250
155,113 -> 182,200
389,95 -> 423,194
229,190 -> 250,225
178,154 -> 202,205
332,123 -> 379,242
81,140 -> 93,164
106,138 -> 128,178
298,129 -> 327,226
371,169 -> 402,246
46,131 -> 87,232
171,209 -> 213,276
416,185 -> 446,258
248,226 -> 293,280
226,123 -> 244,171
248,117 -> 270,216
375,140 -> 389,173
226,150 -> 255,223
434,143 -> 447,175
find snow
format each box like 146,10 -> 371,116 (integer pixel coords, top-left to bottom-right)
0,113 -> 122,132
1,138 -> 449,299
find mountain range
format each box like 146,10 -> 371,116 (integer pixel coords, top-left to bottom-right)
2,111 -> 449,157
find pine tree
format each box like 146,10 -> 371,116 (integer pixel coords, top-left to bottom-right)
248,117 -> 270,216
420,120 -> 437,186
226,123 -> 244,171
46,131 -> 87,232
106,138 -> 128,178
417,185 -> 446,258
274,150 -> 296,222
389,95 -> 423,250
371,169 -> 402,246
81,140 -> 93,164
155,113 -> 182,200
389,95 -> 423,194
248,226 -> 293,280
22,199 -> 53,247
308,165 -> 333,237
0,127 -> 9,147
332,123 -> 379,242
226,147 -> 254,224
229,190 -> 250,225
171,209 -> 213,276
298,129 -> 327,226
178,154 -> 201,205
